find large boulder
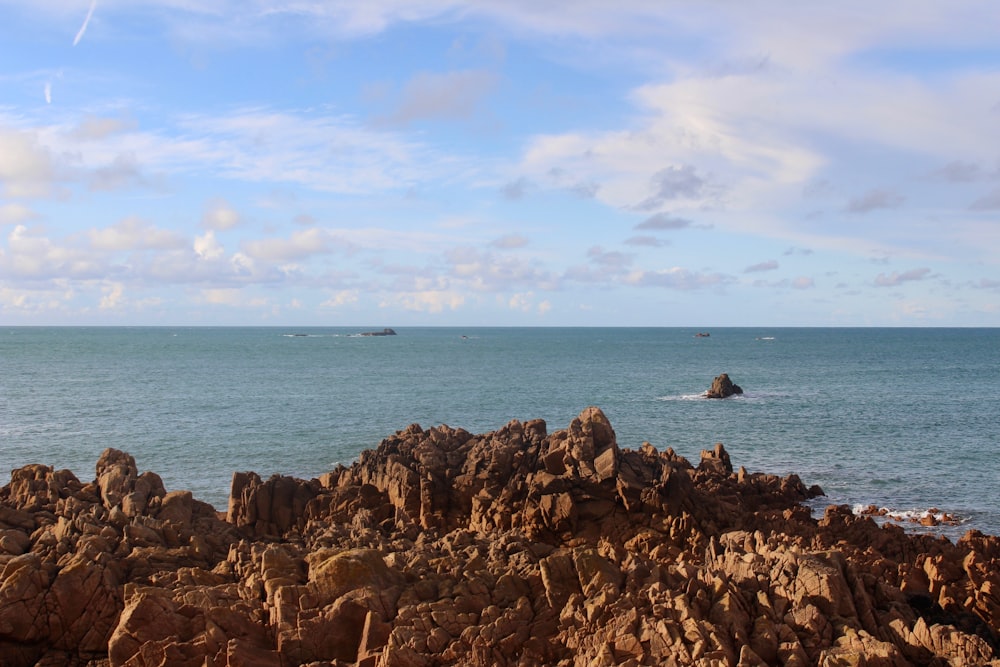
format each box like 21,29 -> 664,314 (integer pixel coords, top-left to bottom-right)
706,373 -> 743,398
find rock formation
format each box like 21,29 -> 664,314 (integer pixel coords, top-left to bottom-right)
706,373 -> 744,399
1,407 -> 999,666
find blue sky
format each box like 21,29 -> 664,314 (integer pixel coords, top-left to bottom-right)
1,1 -> 999,326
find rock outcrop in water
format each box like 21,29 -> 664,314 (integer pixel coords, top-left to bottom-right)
706,373 -> 743,399
1,407 -> 999,666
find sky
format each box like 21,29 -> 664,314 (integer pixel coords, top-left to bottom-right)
1,1 -> 999,326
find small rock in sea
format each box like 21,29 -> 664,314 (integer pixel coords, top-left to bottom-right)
705,372 -> 743,398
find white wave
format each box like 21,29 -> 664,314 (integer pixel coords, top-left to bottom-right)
853,504 -> 964,528
657,393 -> 709,401
659,391 -> 769,401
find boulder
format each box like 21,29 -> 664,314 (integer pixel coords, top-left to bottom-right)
706,372 -> 743,398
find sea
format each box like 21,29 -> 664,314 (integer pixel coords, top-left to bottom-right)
2,327 -> 997,541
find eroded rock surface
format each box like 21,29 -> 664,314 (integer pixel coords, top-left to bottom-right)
1,408 -> 998,666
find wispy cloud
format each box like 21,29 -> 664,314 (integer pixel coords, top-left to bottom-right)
847,189 -> 905,214
970,187 -> 1000,211
744,260 -> 778,273
874,268 -> 932,287
634,213 -> 691,231
623,267 -> 735,290
73,0 -> 97,47
501,177 -> 530,201
783,247 -> 814,256
624,236 -> 668,247
930,160 -> 988,183
376,69 -> 499,127
490,234 -> 528,249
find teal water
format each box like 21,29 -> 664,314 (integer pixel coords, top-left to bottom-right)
2,327 -> 998,539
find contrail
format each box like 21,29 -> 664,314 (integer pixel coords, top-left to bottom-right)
44,82 -> 52,104
73,0 -> 97,46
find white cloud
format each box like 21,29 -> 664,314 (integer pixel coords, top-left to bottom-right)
178,109 -> 460,195
0,287 -> 29,310
88,153 -> 148,191
69,115 -> 138,141
230,252 -> 254,275
444,246 -> 558,292
88,216 -> 185,251
0,129 -> 59,198
623,267 -> 734,290
2,225 -> 101,279
393,290 -> 465,312
241,228 -> 336,261
507,292 -> 532,311
0,203 -> 39,225
874,268 -> 932,287
321,290 -> 358,308
0,107 -> 461,202
490,234 -> 528,249
198,288 -> 243,306
193,230 -> 225,260
202,198 -> 241,230
99,281 -> 124,309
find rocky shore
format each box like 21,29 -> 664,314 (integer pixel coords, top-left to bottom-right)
1,407 -> 998,666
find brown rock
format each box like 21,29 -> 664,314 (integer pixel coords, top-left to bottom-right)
2,408 -> 999,667
706,372 -> 744,398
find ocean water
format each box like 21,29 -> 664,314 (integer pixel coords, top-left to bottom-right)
1,327 -> 998,540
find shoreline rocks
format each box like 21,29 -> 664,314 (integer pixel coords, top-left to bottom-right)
1,407 -> 999,666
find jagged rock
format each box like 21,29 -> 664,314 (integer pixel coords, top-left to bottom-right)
1,410 -> 999,666
706,372 -> 744,398
699,442 -> 734,475
228,471 -> 320,537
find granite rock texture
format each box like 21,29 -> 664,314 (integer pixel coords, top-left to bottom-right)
1,407 -> 998,666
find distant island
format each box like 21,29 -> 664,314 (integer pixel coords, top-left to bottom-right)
360,328 -> 397,336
